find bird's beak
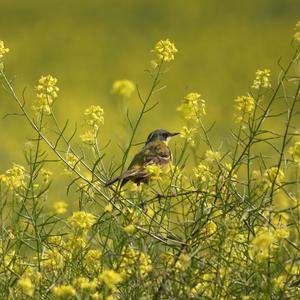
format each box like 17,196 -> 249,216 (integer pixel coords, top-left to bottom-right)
170,132 -> 179,137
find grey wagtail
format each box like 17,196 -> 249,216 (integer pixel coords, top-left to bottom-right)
106,129 -> 179,187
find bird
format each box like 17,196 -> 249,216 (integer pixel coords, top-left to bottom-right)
106,129 -> 179,187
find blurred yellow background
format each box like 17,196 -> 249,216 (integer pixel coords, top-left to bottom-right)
0,0 -> 299,170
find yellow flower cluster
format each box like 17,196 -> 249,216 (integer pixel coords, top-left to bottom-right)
151,39 -> 178,62
112,79 -> 135,98
84,105 -> 104,129
52,284 -> 76,297
177,92 -> 206,122
120,247 -> 152,278
67,211 -> 96,231
99,269 -> 123,290
80,105 -> 104,145
17,276 -> 34,297
294,21 -> 300,42
234,95 -> 255,123
0,163 -> 26,190
179,126 -> 198,146
65,152 -> 80,174
252,69 -> 271,89
0,40 -> 9,61
53,200 -> 68,214
288,141 -> 300,165
33,75 -> 59,115
74,276 -> 98,291
144,164 -> 162,181
41,248 -> 64,270
205,149 -> 221,162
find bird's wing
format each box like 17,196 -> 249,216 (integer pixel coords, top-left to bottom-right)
106,141 -> 171,186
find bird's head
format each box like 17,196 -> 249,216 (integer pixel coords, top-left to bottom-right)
146,129 -> 179,145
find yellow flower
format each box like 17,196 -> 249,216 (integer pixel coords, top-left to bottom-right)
264,167 -> 284,185
84,105 -> 104,130
124,224 -> 136,234
112,79 -> 135,98
104,203 -> 113,213
40,168 -> 53,184
80,130 -> 96,145
74,276 -> 98,291
175,253 -> 191,271
33,75 -> 59,115
194,163 -> 211,182
234,95 -> 255,123
67,211 -> 96,231
205,150 -> 221,162
274,275 -> 286,289
179,126 -> 197,146
145,164 -> 162,181
177,92 -> 206,122
41,249 -> 64,270
52,285 -> 76,297
288,141 -> 300,165
65,152 -> 80,174
84,249 -> 102,271
99,269 -> 123,290
201,220 -> 217,236
250,227 -> 277,262
252,69 -> 271,89
1,163 -> 26,190
91,292 -> 102,300
0,40 -> 9,60
120,247 -> 152,278
18,277 -> 34,296
53,201 -> 68,214
151,39 -> 178,62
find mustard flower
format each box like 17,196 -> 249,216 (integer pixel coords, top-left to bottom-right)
123,224 -> 136,234
65,152 -> 80,174
175,253 -> 191,271
17,277 -> 34,297
144,164 -> 162,181
80,130 -> 96,145
40,168 -> 53,184
112,79 -> 135,98
177,92 -> 206,122
250,227 -> 276,262
52,285 -> 76,297
234,95 -> 255,123
99,269 -> 123,290
41,249 -> 64,270
288,141 -> 300,165
53,201 -> 68,214
294,21 -> 300,42
193,163 -> 211,183
264,167 -> 284,185
3,163 -> 26,189
84,249 -> 102,271
84,105 -> 104,130
120,247 -> 152,278
151,39 -> 178,62
205,149 -> 221,162
252,69 -> 271,89
274,275 -> 286,289
179,126 -> 197,146
67,211 -> 96,231
74,276 -> 98,291
33,75 -> 59,115
104,203 -> 113,213
0,40 -> 9,61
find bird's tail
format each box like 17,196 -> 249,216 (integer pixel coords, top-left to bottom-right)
105,176 -> 121,187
